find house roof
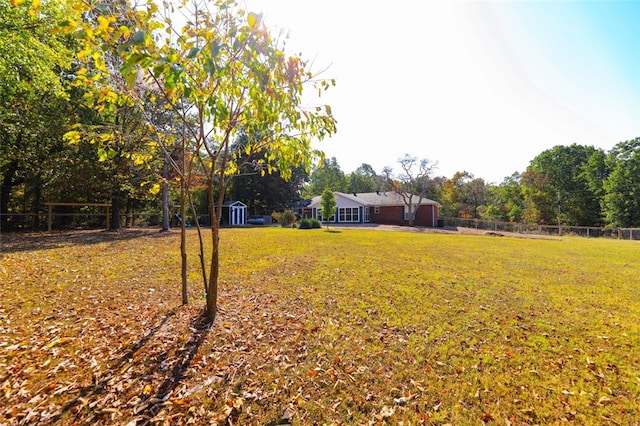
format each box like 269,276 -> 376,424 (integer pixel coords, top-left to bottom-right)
308,191 -> 441,208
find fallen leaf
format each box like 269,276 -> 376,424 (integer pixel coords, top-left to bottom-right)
379,405 -> 395,418
481,411 -> 494,422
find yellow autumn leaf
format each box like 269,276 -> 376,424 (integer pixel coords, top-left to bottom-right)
97,16 -> 110,31
132,153 -> 145,166
149,183 -> 160,195
46,337 -> 75,348
247,12 -> 261,29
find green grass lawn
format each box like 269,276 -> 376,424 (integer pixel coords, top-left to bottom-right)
1,227 -> 639,425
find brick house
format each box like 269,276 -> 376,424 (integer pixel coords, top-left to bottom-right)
302,191 -> 441,227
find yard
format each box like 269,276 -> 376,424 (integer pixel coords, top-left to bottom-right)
1,227 -> 639,424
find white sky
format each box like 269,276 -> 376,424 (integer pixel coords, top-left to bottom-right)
241,1 -> 640,183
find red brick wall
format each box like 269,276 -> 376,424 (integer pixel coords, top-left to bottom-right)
372,205 -> 439,227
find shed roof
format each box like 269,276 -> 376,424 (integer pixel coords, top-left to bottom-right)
223,200 -> 247,207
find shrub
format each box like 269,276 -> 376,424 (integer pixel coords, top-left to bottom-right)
279,210 -> 296,228
310,218 -> 322,228
297,218 -> 312,229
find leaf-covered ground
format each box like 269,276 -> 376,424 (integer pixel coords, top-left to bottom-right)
1,227 -> 639,425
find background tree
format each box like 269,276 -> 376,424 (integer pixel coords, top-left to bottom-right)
384,154 -> 436,226
579,149 -> 609,226
522,144 -> 602,226
346,163 -> 378,193
320,188 -> 336,228
452,172 -> 488,219
491,172 -> 525,222
302,157 -> 347,197
602,137 -> 640,227
63,0 -> 166,231
227,131 -> 309,215
75,0 -> 337,321
0,0 -> 76,231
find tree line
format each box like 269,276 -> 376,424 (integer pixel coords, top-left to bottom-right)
301,139 -> 640,229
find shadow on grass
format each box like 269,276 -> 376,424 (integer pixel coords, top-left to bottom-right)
154,311 -> 210,400
0,228 -> 173,254
51,307 -> 210,423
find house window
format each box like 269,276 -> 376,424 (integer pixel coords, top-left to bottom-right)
374,206 -> 380,214
316,208 -> 336,222
338,207 -> 359,222
364,207 -> 370,222
404,207 -> 417,221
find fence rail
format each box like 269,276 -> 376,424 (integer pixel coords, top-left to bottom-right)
442,217 -> 640,241
2,212 -> 640,240
0,211 -> 215,231
1,212 -> 163,231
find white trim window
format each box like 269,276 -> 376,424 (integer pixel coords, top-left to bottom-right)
315,207 -> 335,222
404,206 -> 417,221
364,207 -> 371,222
338,207 -> 359,223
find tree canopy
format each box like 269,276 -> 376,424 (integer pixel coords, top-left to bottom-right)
64,0 -> 337,320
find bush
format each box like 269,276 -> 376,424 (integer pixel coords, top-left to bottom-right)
310,218 -> 322,228
278,210 -> 296,228
297,218 -> 312,229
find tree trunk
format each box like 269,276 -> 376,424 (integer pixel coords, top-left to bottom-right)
207,221 -> 219,322
31,175 -> 42,229
110,194 -> 121,231
408,203 -> 415,226
205,178 -> 219,322
180,168 -> 188,305
0,162 -> 18,232
161,156 -> 170,232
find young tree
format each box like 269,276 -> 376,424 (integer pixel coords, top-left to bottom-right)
384,154 -> 436,226
320,188 -> 336,229
70,0 -> 337,321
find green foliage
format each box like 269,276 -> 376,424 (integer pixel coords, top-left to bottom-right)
296,218 -> 322,229
303,157 -> 347,197
297,218 -> 312,229
522,144 -> 603,226
603,137 -> 640,227
319,188 -> 337,222
227,132 -> 310,215
1,0 -> 80,230
346,163 -> 379,193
